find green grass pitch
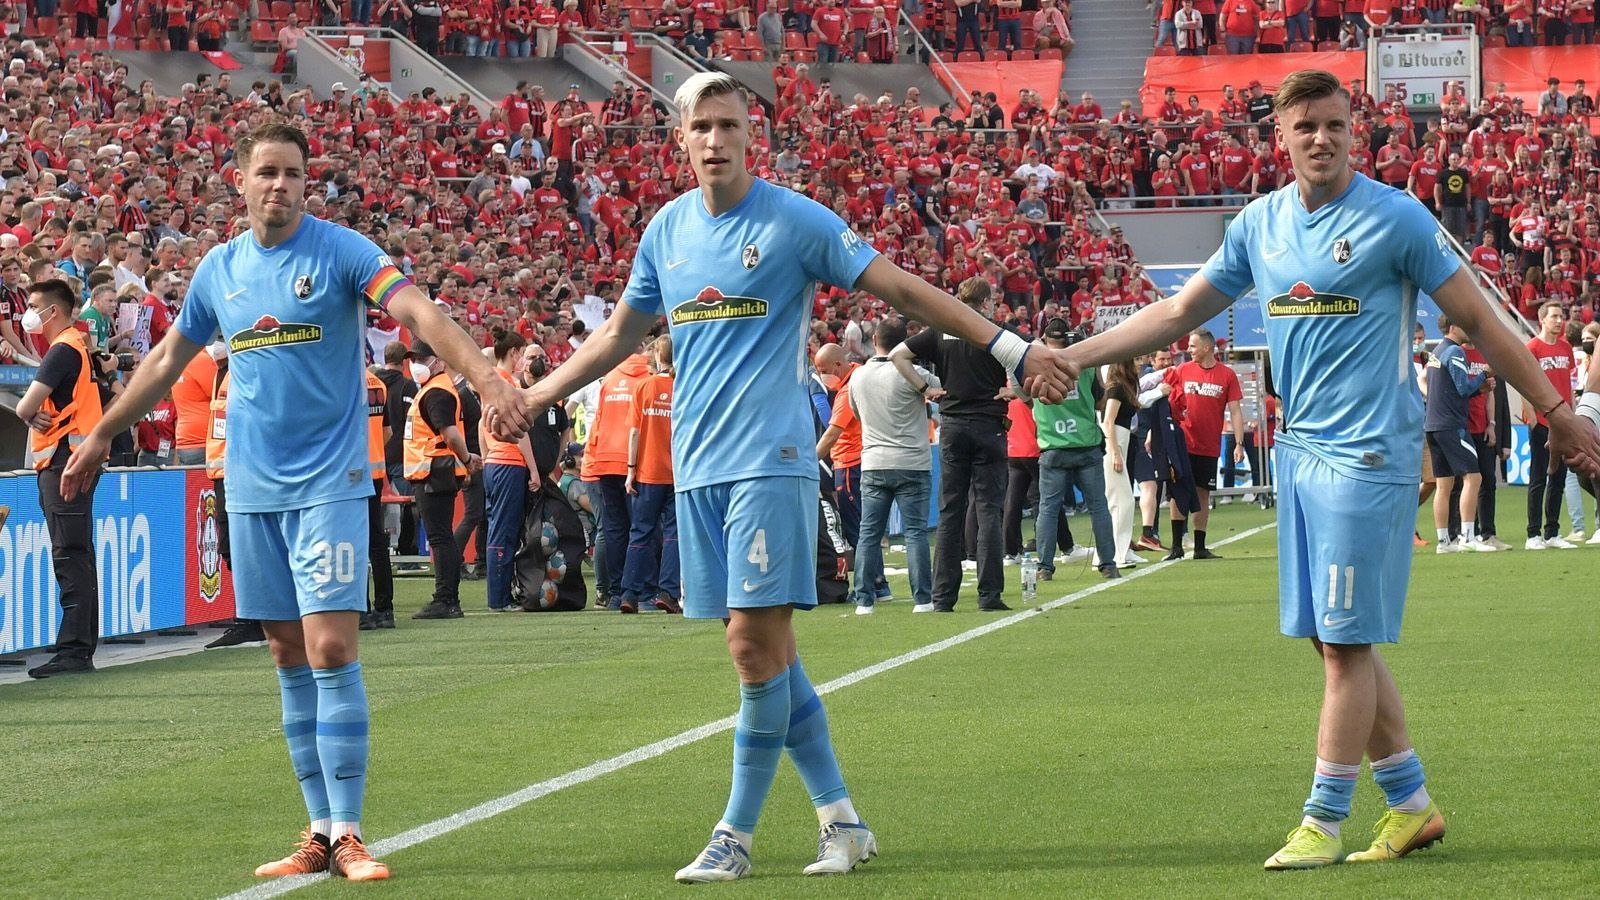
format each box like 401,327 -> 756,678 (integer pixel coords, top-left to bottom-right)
4,490 -> 1597,898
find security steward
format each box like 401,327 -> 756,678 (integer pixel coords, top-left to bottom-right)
16,279 -> 105,678
361,365 -> 397,630
404,341 -> 479,619
201,348 -> 268,649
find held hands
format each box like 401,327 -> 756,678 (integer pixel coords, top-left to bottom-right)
480,375 -> 534,441
1019,342 -> 1078,404
1549,404 -> 1600,479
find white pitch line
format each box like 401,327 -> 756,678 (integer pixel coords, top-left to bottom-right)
222,523 -> 1277,899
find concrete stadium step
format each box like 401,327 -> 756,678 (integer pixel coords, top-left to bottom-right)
1060,0 -> 1152,107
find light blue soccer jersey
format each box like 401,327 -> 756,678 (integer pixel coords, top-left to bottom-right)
176,215 -> 407,513
623,178 -> 878,491
1200,173 -> 1460,484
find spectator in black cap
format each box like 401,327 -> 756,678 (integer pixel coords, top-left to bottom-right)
404,340 -> 480,620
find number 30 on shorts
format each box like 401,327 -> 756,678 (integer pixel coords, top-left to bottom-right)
747,529 -> 768,574
311,540 -> 357,585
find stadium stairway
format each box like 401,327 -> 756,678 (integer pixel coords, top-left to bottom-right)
1061,0 -> 1153,107
110,49 -> 283,95
712,61 -> 954,111
444,58 -> 614,103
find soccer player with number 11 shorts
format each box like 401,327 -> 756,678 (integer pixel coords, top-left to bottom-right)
1060,70 -> 1600,870
62,123 -> 529,882
515,72 -> 1078,883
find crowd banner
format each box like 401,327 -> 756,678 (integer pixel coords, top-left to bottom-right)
1481,46 -> 1600,110
939,59 -> 1064,112
1094,303 -> 1140,334
0,468 -> 235,655
1367,29 -> 1478,109
1140,51 -> 1364,120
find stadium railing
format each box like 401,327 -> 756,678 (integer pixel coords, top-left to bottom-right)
300,25 -> 498,113
565,30 -> 681,121
900,8 -> 969,108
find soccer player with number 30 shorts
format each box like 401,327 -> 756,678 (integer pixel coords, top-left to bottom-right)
1059,70 -> 1600,870
61,123 -> 529,882
516,72 -> 1078,883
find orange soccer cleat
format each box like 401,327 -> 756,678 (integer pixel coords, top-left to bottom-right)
330,833 -> 391,881
254,829 -> 330,877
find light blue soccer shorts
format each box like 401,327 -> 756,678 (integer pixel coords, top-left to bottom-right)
677,476 -> 819,619
230,497 -> 371,621
1276,447 -> 1415,645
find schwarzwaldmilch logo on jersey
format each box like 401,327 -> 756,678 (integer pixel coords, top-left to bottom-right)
741,243 -> 761,269
1266,281 -> 1361,318
294,274 -> 314,298
669,286 -> 769,326
1332,238 -> 1352,265
228,314 -> 324,353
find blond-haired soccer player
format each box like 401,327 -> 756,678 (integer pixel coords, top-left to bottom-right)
514,71 -> 1076,882
1059,69 -> 1600,869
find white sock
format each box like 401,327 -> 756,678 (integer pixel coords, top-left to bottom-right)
1302,815 -> 1340,839
817,797 -> 859,826
714,821 -> 753,853
1435,527 -> 1450,542
332,821 -> 360,840
1463,523 -> 1477,543
1394,785 -> 1432,814
311,818 -> 332,839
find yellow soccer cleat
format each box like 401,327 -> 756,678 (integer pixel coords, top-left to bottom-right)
1264,823 -> 1343,870
330,833 -> 391,881
1344,803 -> 1446,862
254,829 -> 330,877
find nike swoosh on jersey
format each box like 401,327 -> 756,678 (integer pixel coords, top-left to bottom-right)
1262,246 -> 1288,260
1323,614 -> 1356,627
741,579 -> 769,593
226,288 -> 248,300
667,258 -> 690,270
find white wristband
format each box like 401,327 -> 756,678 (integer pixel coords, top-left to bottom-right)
1576,393 -> 1600,429
988,329 -> 1030,380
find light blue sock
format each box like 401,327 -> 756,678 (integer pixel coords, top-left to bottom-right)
277,665 -> 330,828
1371,749 -> 1427,808
313,662 -> 370,828
722,669 -> 791,833
784,659 -> 849,808
1303,758 -> 1360,823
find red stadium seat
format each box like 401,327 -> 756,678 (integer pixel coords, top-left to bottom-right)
783,31 -> 809,50
1208,43 -> 1228,53
855,51 -> 872,61
1010,49 -> 1034,60
64,37 -> 87,51
1288,40 -> 1313,51
1037,47 -> 1062,59
1315,40 -> 1340,51
1484,34 -> 1506,47
1153,44 -> 1176,55
791,48 -> 816,60
250,19 -> 279,46
270,0 -> 294,18
956,50 -> 981,61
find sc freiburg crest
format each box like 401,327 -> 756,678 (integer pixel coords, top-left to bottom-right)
1332,238 -> 1352,265
669,285 -> 769,326
294,274 -> 314,298
1266,281 -> 1361,318
741,243 -> 761,269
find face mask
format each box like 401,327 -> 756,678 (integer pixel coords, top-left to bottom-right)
20,306 -> 47,334
1412,340 -> 1425,355
1584,340 -> 1596,356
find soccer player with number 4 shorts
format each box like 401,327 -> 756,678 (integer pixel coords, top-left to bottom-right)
512,72 -> 1078,883
1057,70 -> 1600,870
61,123 -> 529,882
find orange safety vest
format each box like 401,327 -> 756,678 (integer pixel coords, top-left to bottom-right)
30,327 -> 104,470
403,372 -> 467,482
205,368 -> 231,479
365,369 -> 387,481
481,368 -> 528,468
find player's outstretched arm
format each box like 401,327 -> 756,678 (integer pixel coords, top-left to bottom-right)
1064,273 -> 1235,376
60,329 -> 204,501
855,256 -> 1074,401
522,302 -> 660,416
1431,266 -> 1600,477
388,285 -> 531,439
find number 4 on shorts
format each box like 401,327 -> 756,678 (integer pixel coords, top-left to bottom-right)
747,529 -> 768,574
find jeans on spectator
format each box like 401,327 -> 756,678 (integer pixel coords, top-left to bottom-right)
933,418 -> 1007,609
1154,19 -> 1175,45
464,34 -> 480,55
1036,446 -> 1116,574
367,486 -> 394,614
996,18 -> 1021,53
1223,432 -> 1262,489
508,38 -> 531,55
817,41 -> 839,63
387,462 -> 418,555
836,463 -> 885,597
1441,206 -> 1469,244
1470,197 -> 1489,242
1527,423 -> 1566,539
1003,457 -> 1038,557
417,486 -> 462,606
1545,19 -> 1568,44
1573,21 -> 1596,43
855,469 -> 931,608
136,450 -> 172,467
446,30 -> 470,54
1506,22 -> 1533,46
478,38 -> 499,56
40,465 -> 98,661
594,474 -> 631,602
453,469 -> 486,566
623,482 -> 679,603
177,447 -> 207,466
1224,34 -> 1254,54
484,462 -> 527,609
351,0 -> 371,23
1287,10 -> 1310,42
1563,469 -> 1585,534
1314,14 -> 1340,40
953,18 -> 983,57
1422,5 -> 1445,22
36,0 -> 58,15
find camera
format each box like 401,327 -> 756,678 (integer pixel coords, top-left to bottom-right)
97,350 -> 137,371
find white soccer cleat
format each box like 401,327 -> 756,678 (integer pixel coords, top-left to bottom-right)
802,822 -> 878,876
911,603 -> 935,613
1588,530 -> 1600,545
854,605 -> 875,616
675,831 -> 751,884
1435,538 -> 1464,555
1525,536 -> 1547,550
1546,535 -> 1578,549
1465,538 -> 1499,552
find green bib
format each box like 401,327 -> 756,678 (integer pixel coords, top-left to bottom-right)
1033,370 -> 1102,450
